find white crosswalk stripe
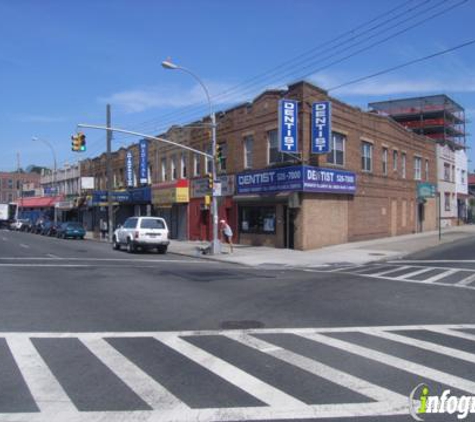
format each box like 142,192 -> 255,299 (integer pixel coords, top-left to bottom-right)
314,262 -> 475,290
0,324 -> 474,421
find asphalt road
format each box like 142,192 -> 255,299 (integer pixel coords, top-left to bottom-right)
0,229 -> 474,422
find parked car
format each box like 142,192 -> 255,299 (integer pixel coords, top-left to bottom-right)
41,221 -> 57,236
112,216 -> 169,254
31,221 -> 45,234
56,222 -> 86,239
11,219 -> 30,231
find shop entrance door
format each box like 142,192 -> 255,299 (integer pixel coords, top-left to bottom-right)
284,206 -> 295,249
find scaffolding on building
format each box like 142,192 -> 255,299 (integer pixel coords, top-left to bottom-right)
369,94 -> 466,149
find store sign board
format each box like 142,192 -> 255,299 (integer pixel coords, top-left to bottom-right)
191,175 -> 235,198
139,139 -> 148,185
278,99 -> 298,153
311,101 -> 331,154
417,182 -> 436,198
236,165 -> 356,195
152,180 -> 189,205
126,151 -> 134,187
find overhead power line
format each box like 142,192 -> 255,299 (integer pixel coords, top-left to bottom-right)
328,38 -> 475,91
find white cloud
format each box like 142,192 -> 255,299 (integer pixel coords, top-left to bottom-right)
11,114 -> 67,123
99,81 -> 248,114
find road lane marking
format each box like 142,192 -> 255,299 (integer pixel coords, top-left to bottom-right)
393,267 -> 435,279
389,260 -> 475,264
367,265 -> 413,277
300,332 -> 475,394
19,244 -> 30,249
426,327 -> 475,342
456,273 -> 475,286
81,338 -> 188,411
6,337 -> 76,413
225,332 -> 406,403
154,333 -> 306,408
361,328 -> 475,364
423,269 -> 458,283
46,253 -> 59,258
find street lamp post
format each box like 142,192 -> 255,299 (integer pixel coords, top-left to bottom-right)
161,59 -> 221,255
32,137 -> 58,223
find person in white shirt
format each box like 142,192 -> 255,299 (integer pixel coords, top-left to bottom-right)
220,219 -> 234,253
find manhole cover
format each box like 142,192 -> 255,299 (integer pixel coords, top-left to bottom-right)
220,320 -> 265,330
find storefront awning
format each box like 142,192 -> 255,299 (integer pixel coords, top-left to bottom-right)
17,196 -> 63,208
233,193 -> 291,204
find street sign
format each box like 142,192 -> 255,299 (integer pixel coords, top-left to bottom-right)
278,99 -> 298,153
311,101 -> 331,154
139,139 -> 148,185
417,182 -> 436,198
213,181 -> 222,197
125,151 -> 134,187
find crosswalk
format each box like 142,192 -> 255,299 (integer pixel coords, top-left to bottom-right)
310,261 -> 475,290
0,324 -> 475,421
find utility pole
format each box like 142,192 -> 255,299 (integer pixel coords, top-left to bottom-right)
106,104 -> 113,242
17,152 -> 22,219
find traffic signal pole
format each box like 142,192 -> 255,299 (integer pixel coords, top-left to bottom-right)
106,105 -> 114,242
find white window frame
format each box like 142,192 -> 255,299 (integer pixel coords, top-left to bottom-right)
382,148 -> 388,176
193,154 -> 201,177
425,159 -> 429,181
414,156 -> 422,181
328,132 -> 345,166
402,153 -> 406,179
244,135 -> 254,169
180,153 -> 187,179
161,157 -> 167,182
393,150 -> 398,172
171,155 -> 177,180
361,141 -> 373,172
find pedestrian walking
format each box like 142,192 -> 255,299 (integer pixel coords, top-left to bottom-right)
220,219 -> 234,253
100,219 -> 108,240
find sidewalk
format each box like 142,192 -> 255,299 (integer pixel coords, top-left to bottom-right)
168,225 -> 475,268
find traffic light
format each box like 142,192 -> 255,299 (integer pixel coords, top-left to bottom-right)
216,144 -> 223,163
78,132 -> 86,151
71,134 -> 80,151
206,173 -> 213,190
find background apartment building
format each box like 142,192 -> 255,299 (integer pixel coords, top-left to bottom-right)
370,95 -> 467,226
82,81 -> 438,250
0,171 -> 40,203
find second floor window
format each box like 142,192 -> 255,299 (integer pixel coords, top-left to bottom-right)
361,142 -> 373,172
193,154 -> 201,177
180,153 -> 187,179
171,155 -> 177,180
393,150 -> 398,172
425,160 -> 429,181
444,163 -> 450,182
414,157 -> 422,181
382,148 -> 388,176
402,153 -> 406,178
218,143 -> 228,172
328,132 -> 345,166
161,158 -> 167,182
244,135 -> 254,169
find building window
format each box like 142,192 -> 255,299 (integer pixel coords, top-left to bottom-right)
193,154 -> 201,177
382,148 -> 388,176
239,206 -> 276,234
451,165 -> 455,183
444,163 -> 451,182
414,157 -> 422,181
180,153 -> 187,179
425,160 -> 429,181
7,179 -> 13,189
393,150 -> 398,172
445,193 -> 451,211
328,132 -> 345,166
161,158 -> 167,182
402,153 -> 406,179
268,130 -> 285,165
218,143 -> 228,172
361,142 -> 373,172
171,155 -> 177,180
461,170 -> 466,185
244,135 -> 254,169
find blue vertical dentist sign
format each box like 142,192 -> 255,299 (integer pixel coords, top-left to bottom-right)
311,101 -> 331,154
278,99 -> 298,153
126,151 -> 134,188
139,139 -> 148,185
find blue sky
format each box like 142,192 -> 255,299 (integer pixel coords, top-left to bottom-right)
0,0 -> 474,171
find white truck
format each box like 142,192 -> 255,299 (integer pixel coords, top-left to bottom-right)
0,204 -> 9,228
